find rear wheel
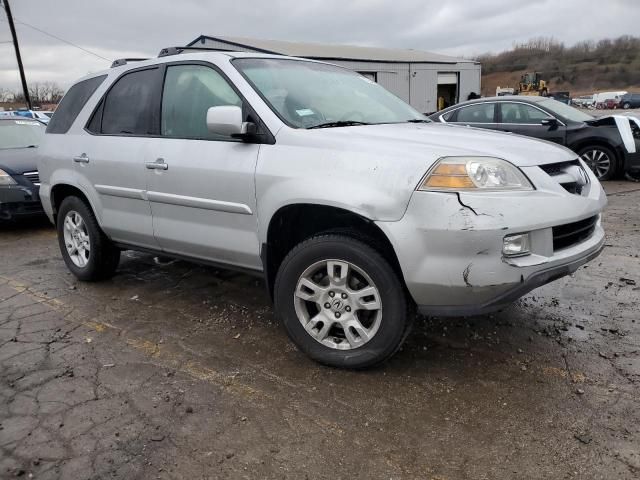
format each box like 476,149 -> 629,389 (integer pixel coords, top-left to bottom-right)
57,196 -> 120,281
274,234 -> 411,369
579,145 -> 617,181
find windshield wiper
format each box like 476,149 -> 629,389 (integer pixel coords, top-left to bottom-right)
308,120 -> 370,129
406,119 -> 431,123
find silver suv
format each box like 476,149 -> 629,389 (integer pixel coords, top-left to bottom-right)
38,49 -> 606,368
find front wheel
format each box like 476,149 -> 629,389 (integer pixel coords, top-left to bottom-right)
623,102 -> 631,110
57,196 -> 120,281
579,145 -> 617,181
274,235 -> 411,369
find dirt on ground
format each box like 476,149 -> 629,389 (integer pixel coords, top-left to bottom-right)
1,182 -> 639,480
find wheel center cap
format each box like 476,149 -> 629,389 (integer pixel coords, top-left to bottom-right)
331,299 -> 345,312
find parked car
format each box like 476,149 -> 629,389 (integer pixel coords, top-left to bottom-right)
15,109 -> 51,124
593,91 -> 627,108
429,96 -> 640,180
38,51 -> 606,368
598,98 -> 619,110
618,93 -> 640,110
549,91 -> 571,105
0,116 -> 46,221
572,95 -> 594,108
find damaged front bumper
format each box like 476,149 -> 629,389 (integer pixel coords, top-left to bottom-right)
377,162 -> 607,316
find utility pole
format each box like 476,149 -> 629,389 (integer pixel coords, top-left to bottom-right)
2,0 -> 32,109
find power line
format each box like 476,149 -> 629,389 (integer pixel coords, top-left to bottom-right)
0,11 -> 111,62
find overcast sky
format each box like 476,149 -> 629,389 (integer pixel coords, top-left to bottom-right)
1,0 -> 638,92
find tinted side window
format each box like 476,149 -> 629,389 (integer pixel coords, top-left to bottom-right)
100,68 -> 160,135
441,110 -> 455,122
46,75 -> 106,134
456,103 -> 495,123
161,65 -> 242,140
501,103 -> 550,124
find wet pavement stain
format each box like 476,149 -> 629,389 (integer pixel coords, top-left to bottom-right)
0,182 -> 639,479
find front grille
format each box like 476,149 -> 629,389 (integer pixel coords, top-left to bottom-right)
539,160 -> 588,195
23,171 -> 40,185
540,160 -> 580,177
552,215 -> 598,251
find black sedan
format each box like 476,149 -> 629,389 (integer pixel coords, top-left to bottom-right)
0,116 -> 46,221
429,96 -> 640,180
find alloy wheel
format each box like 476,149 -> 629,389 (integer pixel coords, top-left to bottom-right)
63,210 -> 91,268
293,259 -> 382,350
581,149 -> 611,179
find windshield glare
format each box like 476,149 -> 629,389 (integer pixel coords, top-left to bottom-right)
539,99 -> 594,123
233,58 -> 427,128
0,119 -> 45,149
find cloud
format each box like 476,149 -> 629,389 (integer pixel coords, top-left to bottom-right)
0,0 -> 638,91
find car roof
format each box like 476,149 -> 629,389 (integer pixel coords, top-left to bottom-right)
462,95 -> 548,105
81,51 -> 327,84
0,115 -> 41,120
0,116 -> 46,125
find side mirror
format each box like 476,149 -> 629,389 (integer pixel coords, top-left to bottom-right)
541,117 -> 558,128
206,106 -> 243,136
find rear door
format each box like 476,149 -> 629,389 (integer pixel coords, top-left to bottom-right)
497,102 -> 566,145
76,66 -> 162,248
145,62 -> 262,270
448,102 -> 498,131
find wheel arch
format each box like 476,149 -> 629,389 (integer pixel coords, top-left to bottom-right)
262,203 -> 405,300
50,183 -> 98,225
569,139 -> 624,171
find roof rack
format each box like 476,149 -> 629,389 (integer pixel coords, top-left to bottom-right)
157,46 -> 224,57
110,58 -> 149,68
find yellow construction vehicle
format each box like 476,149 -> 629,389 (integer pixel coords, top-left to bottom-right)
518,72 -> 548,96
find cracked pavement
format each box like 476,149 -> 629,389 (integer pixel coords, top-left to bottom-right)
1,181 -> 639,479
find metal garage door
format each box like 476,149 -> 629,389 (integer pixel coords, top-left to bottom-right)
437,72 -> 458,84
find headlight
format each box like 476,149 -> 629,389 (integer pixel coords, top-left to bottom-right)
0,169 -> 17,186
418,157 -> 533,191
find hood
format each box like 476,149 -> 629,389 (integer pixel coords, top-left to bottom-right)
0,147 -> 39,175
286,122 -> 577,167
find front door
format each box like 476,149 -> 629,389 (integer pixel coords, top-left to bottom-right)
497,102 -> 566,145
450,102 -> 499,131
146,63 -> 261,270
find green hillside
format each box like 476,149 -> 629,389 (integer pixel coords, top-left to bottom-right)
477,36 -> 640,96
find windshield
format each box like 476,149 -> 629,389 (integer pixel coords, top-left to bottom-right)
0,119 -> 45,149
233,58 -> 427,128
539,99 -> 594,123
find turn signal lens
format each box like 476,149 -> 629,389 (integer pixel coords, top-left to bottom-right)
418,157 -> 533,192
424,175 -> 475,189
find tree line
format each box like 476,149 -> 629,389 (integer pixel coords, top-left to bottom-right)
477,35 -> 640,91
0,81 -> 65,106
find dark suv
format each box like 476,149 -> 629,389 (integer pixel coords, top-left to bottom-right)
618,93 -> 640,110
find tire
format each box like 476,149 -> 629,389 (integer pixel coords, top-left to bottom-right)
578,145 -> 617,181
274,234 -> 411,369
56,196 -> 120,281
623,103 -> 631,110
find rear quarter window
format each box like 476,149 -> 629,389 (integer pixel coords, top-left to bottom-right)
46,75 -> 107,134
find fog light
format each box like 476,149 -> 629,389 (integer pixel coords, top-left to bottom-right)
503,233 -> 531,257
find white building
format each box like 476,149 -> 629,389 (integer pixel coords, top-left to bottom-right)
186,35 -> 481,114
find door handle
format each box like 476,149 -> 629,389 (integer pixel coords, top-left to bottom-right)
145,158 -> 168,170
73,154 -> 90,164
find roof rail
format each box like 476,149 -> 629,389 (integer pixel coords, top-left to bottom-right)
110,58 -> 149,68
157,46 -> 224,57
